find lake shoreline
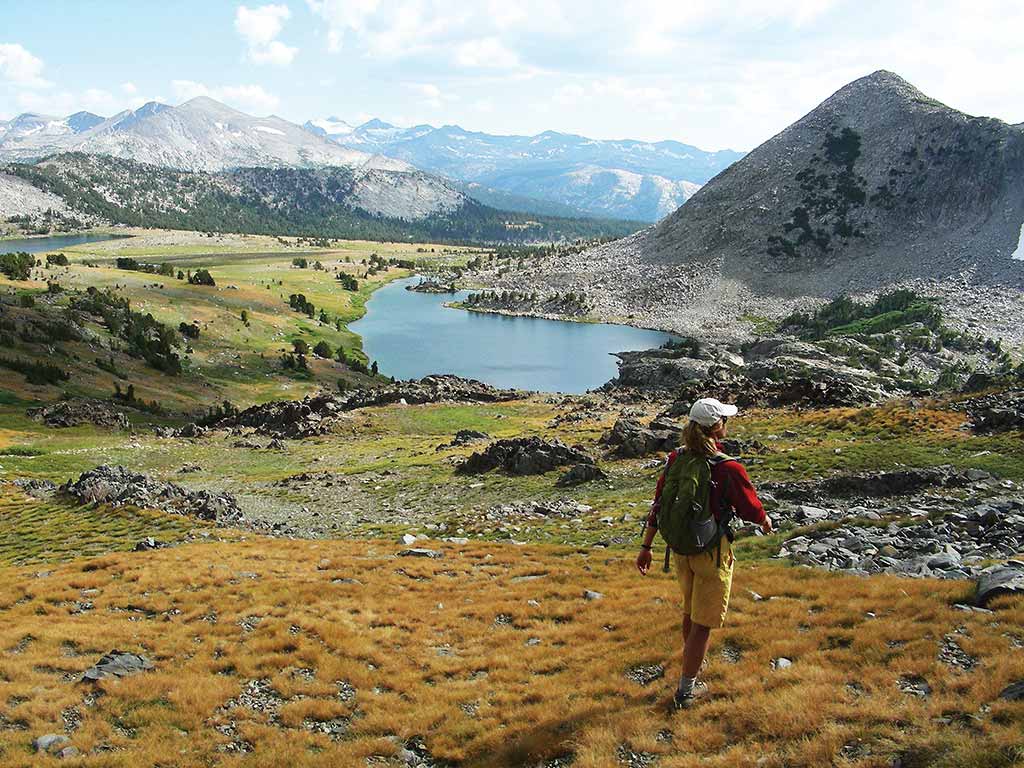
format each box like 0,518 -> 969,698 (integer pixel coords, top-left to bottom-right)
350,276 -> 677,393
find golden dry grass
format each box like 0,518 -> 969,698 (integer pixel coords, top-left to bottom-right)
0,536 -> 1021,767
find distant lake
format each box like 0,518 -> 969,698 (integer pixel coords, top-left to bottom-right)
350,277 -> 676,393
0,233 -> 126,255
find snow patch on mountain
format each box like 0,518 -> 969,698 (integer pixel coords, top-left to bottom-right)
1013,221 -> 1024,261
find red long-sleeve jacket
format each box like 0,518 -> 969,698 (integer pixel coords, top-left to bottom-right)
644,444 -> 766,530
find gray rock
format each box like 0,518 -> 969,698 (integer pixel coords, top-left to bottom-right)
555,463 -> 608,486
397,548 -> 443,559
975,562 -> 1024,606
999,680 -> 1024,701
583,590 -> 604,601
81,650 -> 154,682
34,734 -> 71,754
458,437 -> 593,476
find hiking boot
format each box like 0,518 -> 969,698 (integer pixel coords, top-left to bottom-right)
672,680 -> 709,710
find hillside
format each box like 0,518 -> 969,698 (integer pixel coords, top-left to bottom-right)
3,154 -> 642,243
486,71 -> 1024,343
310,120 -> 742,222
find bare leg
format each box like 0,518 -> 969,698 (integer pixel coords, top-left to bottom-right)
682,621 -> 711,678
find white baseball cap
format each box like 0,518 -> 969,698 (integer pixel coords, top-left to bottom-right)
688,397 -> 738,427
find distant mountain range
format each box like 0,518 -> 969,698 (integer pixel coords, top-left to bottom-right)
0,97 -> 395,173
0,98 -> 645,240
2,152 -> 641,243
0,97 -> 732,224
304,118 -> 742,221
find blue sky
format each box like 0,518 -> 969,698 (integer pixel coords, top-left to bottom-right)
1,0 -> 1021,151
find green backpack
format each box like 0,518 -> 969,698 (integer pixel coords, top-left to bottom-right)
657,451 -> 735,570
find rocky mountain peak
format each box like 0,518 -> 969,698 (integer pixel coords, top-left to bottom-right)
503,70 -> 1024,343
66,111 -> 105,133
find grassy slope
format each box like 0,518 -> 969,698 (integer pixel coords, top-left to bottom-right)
0,516 -> 1021,768
2,395 -> 1023,547
1,229 -> 483,410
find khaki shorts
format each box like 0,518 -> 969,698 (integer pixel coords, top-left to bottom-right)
674,537 -> 735,629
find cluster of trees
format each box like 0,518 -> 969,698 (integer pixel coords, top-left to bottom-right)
46,253 -> 69,266
0,252 -> 34,280
197,399 -> 239,427
71,287 -> 183,374
0,353 -> 69,385
188,269 -> 216,286
465,289 -> 589,309
112,381 -> 165,414
336,272 -> 358,291
291,257 -> 309,269
781,289 -> 940,340
281,338 -> 378,376
289,293 -> 316,317
115,257 -> 175,276
179,321 -> 201,339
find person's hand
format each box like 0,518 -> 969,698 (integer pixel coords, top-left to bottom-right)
636,547 -> 653,575
760,516 -> 774,535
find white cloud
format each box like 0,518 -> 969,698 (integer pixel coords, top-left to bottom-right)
405,82 -> 455,109
0,43 -> 50,87
121,82 -> 137,94
172,80 -> 280,113
235,4 -> 298,65
307,0 -> 381,52
249,39 -> 298,65
455,37 -> 519,69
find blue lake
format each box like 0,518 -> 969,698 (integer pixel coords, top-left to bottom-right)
0,233 -> 125,255
350,277 -> 676,393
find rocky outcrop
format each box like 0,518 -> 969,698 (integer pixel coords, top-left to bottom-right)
27,399 -> 130,430
437,430 -> 490,451
763,466 -> 990,503
61,465 -> 242,523
457,437 -> 594,476
407,277 -> 456,293
167,376 -> 521,439
955,389 -> 1024,433
778,498 -> 1024,579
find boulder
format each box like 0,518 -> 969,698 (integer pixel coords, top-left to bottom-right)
556,463 -> 608,487
999,681 -> 1024,701
457,437 -> 594,476
398,548 -> 443,559
34,734 -> 70,753
975,562 -> 1024,606
80,650 -> 154,682
601,416 -> 679,458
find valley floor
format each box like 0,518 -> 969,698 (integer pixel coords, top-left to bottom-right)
1,228 -> 1023,766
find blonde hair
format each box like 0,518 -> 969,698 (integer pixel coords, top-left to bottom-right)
682,419 -> 720,458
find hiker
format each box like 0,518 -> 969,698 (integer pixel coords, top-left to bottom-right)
635,397 -> 772,709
